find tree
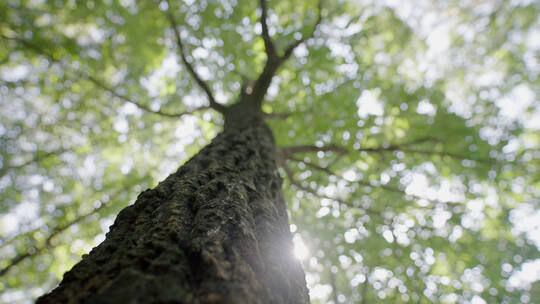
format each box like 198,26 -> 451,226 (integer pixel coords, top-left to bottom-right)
1,0 -> 539,303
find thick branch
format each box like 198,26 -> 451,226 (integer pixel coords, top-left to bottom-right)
164,4 -> 226,114
250,58 -> 281,107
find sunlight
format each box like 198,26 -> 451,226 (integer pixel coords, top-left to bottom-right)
356,89 -> 384,118
292,234 -> 309,261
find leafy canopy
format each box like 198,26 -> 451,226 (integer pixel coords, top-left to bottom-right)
0,0 -> 539,303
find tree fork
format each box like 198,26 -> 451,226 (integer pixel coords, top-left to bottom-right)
37,105 -> 309,303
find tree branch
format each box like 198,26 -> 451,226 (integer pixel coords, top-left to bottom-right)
277,136 -> 493,165
278,158 -> 381,218
280,0 -> 323,61
163,2 -> 226,114
287,156 -> 405,195
250,0 -> 324,107
280,158 -> 342,202
0,204 -> 105,277
394,149 -> 493,164
360,270 -> 369,304
286,155 -> 464,206
1,34 -> 202,118
358,145 -> 494,164
330,269 -> 339,304
279,136 -> 492,171
279,144 -> 348,156
0,148 -> 67,176
86,75 -> 210,117
259,0 -> 277,59
261,111 -> 291,120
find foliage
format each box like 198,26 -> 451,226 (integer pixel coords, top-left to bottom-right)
0,0 -> 539,303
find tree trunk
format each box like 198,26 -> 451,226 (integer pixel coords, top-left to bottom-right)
37,104 -> 309,303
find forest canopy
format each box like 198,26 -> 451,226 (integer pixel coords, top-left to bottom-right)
0,0 -> 539,303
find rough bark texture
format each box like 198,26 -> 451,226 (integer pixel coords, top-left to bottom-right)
37,107 -> 309,303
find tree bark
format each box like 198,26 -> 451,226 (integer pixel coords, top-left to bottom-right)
37,105 -> 309,303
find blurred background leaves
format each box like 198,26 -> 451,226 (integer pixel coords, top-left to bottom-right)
0,0 -> 539,303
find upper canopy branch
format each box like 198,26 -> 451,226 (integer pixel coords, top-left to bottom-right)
261,111 -> 291,120
284,155 -> 464,208
258,0 -> 323,62
287,155 -> 406,196
0,148 -> 68,176
86,75 -> 211,118
250,0 -> 323,107
1,34 -> 204,118
279,136 -> 494,166
259,0 -> 277,59
278,158 -> 382,218
280,0 -> 323,61
163,2 -> 226,114
279,144 -> 348,156
358,142 -> 494,164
